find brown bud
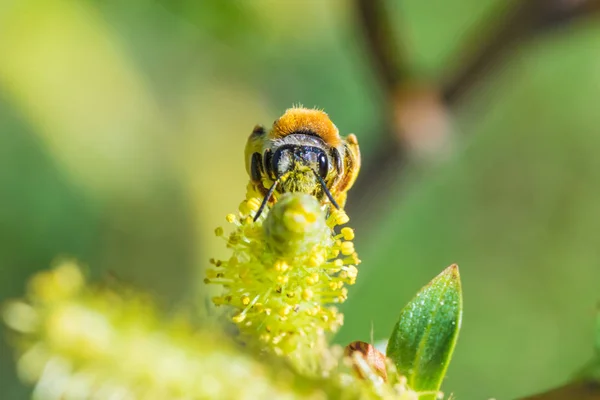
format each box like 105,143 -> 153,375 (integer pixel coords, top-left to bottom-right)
344,340 -> 388,382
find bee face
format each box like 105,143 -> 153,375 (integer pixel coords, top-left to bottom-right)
270,143 -> 330,179
245,107 -> 360,213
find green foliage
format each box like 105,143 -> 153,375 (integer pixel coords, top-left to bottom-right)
387,265 -> 462,398
340,21 -> 600,399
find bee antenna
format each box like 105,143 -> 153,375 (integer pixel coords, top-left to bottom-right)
253,177 -> 282,222
313,170 -> 340,209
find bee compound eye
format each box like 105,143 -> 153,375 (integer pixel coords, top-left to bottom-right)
250,152 -> 262,182
318,152 -> 329,178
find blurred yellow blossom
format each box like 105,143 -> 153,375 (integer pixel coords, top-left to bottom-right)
3,263 -> 329,400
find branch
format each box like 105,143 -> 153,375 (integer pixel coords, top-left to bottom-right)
349,0 -> 600,226
443,0 -> 600,103
355,0 -> 410,90
518,380 -> 600,400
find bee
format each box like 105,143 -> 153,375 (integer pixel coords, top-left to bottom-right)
245,107 -> 361,220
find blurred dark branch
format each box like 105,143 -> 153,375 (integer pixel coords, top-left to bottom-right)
444,0 -> 600,102
349,0 -> 410,222
518,379 -> 600,400
348,0 -> 600,224
355,0 -> 409,90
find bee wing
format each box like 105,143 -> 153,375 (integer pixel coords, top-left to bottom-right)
334,134 -> 361,208
345,134 -> 361,181
244,125 -> 266,178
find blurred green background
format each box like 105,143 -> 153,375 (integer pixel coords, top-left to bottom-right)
2,0 -> 600,399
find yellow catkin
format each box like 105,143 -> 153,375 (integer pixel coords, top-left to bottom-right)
205,193 -> 360,372
341,227 -> 355,241
3,264 -> 332,400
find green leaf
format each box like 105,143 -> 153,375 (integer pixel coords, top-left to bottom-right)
386,264 -> 462,397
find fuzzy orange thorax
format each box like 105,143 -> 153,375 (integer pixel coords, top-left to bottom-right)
271,107 -> 341,147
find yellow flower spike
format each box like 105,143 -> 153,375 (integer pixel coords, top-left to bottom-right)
5,263 -> 337,400
246,197 -> 262,212
341,227 -> 355,241
232,313 -> 246,323
2,301 -> 38,334
238,201 -> 250,215
328,209 -> 349,226
341,242 -> 355,256
302,289 -> 314,301
346,266 -> 358,281
310,272 -> 320,284
263,194 -> 329,257
309,253 -> 325,267
260,333 -> 271,343
279,305 -> 292,317
26,261 -> 84,304
273,260 -> 289,272
206,192 -> 360,373
226,214 -> 237,223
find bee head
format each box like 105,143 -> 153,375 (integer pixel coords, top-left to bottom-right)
247,107 -> 355,222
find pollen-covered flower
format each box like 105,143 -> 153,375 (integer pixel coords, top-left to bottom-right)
205,192 -> 360,369
2,262 -> 331,400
